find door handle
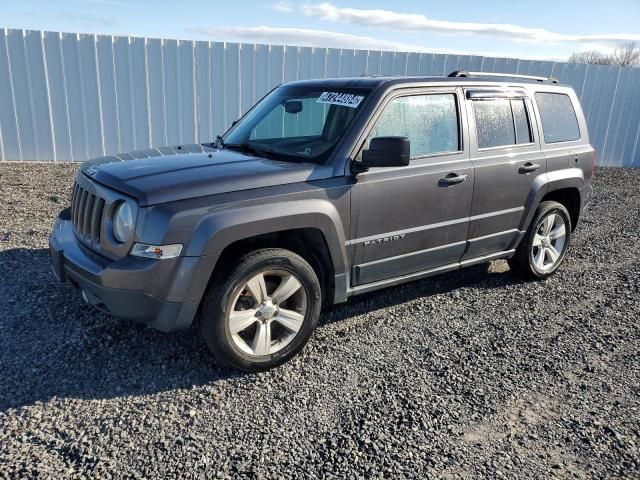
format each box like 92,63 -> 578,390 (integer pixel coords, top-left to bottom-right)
439,173 -> 468,186
519,162 -> 540,173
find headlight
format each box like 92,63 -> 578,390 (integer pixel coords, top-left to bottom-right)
113,202 -> 135,243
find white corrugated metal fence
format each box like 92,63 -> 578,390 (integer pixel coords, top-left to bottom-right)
0,29 -> 638,166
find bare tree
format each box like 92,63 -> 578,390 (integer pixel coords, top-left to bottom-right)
610,42 -> 640,67
567,50 -> 611,65
567,42 -> 640,67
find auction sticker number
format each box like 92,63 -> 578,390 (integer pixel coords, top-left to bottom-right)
317,92 -> 364,108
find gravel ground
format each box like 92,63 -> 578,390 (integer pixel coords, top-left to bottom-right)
0,163 -> 639,479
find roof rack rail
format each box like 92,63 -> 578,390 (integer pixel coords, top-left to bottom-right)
448,70 -> 559,84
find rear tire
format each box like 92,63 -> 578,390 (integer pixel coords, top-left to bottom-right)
508,201 -> 572,279
201,248 -> 322,372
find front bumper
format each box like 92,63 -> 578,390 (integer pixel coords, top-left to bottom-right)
49,218 -> 199,332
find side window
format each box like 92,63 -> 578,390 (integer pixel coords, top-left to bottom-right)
535,92 -> 580,143
473,98 -> 532,149
368,94 -> 459,158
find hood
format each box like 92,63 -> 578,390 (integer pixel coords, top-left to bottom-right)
82,144 -> 335,206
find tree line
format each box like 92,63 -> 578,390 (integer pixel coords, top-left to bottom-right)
568,42 -> 640,67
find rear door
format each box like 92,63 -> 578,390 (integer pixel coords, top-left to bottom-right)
461,88 -> 546,260
348,87 -> 475,286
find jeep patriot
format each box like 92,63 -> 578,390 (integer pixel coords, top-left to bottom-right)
50,71 -> 594,371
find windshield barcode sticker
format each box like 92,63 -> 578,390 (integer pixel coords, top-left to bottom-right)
317,92 -> 364,108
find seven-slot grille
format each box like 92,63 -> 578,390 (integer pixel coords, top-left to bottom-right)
71,182 -> 105,244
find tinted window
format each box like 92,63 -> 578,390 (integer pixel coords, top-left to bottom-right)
474,98 -> 532,148
512,99 -> 532,144
535,92 -> 580,143
369,94 -> 459,158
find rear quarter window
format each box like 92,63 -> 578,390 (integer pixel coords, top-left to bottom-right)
535,92 -> 581,143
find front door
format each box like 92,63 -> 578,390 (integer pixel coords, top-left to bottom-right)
349,88 -> 474,287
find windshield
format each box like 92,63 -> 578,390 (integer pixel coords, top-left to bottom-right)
222,86 -> 371,162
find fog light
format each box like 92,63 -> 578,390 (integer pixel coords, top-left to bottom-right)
131,243 -> 182,259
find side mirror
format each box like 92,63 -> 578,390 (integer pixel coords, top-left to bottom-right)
283,100 -> 303,114
361,136 -> 410,169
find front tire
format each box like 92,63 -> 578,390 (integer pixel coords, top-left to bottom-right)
201,248 -> 322,371
508,201 -> 572,279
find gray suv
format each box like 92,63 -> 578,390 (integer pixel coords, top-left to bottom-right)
50,71 -> 594,371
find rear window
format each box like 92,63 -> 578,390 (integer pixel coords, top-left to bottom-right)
535,92 -> 581,143
473,98 -> 532,149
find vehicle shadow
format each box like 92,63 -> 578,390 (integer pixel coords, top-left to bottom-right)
321,259 -> 525,326
0,247 -> 526,411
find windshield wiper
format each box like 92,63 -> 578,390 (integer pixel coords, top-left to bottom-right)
225,142 -> 277,159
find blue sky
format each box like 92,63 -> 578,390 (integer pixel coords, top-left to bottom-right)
3,0 -> 640,60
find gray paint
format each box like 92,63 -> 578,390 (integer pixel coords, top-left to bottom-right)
49,76 -> 594,333
0,28 -> 638,167
86,144 -> 335,206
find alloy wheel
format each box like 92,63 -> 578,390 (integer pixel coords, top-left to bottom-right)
226,270 -> 307,356
531,212 -> 567,272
